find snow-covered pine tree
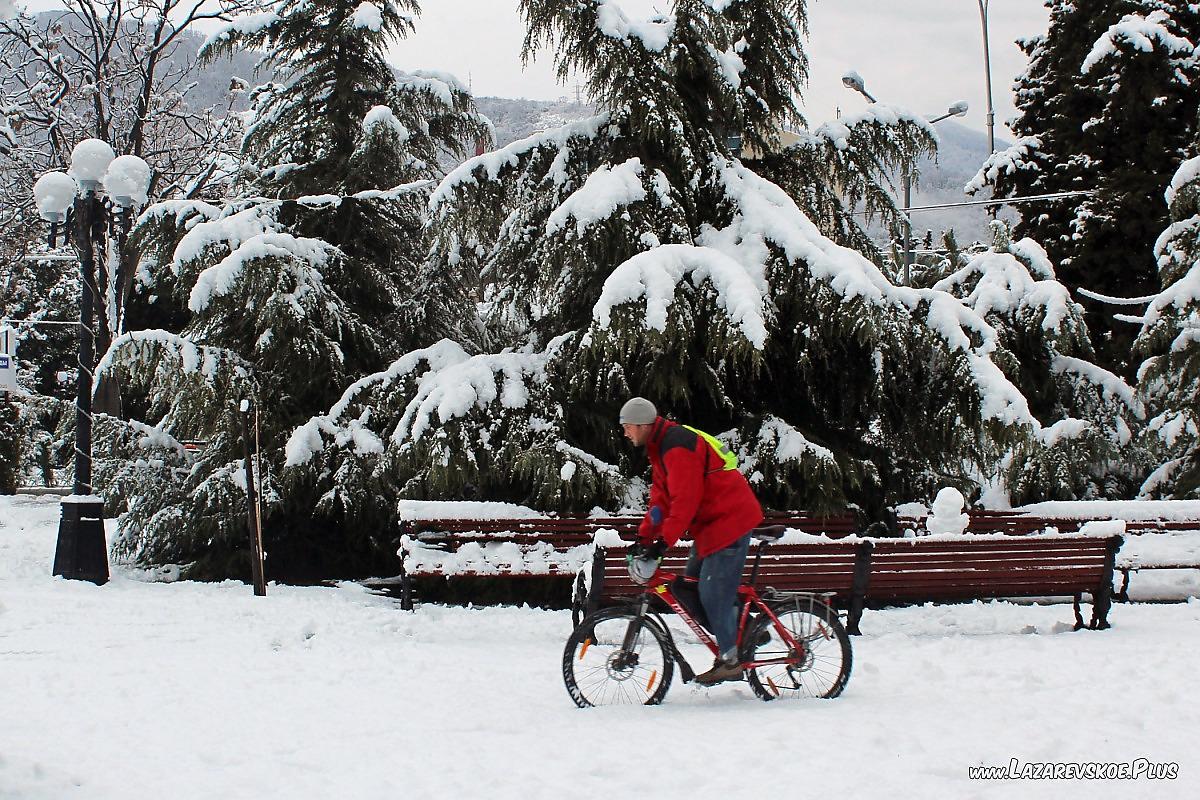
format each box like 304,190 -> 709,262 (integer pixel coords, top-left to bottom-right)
100,0 -> 489,578
750,104 -> 937,269
1133,150 -> 1200,498
933,221 -> 1142,503
968,2 -> 1200,372
199,0 -> 492,349
290,0 -> 1045,524
0,390 -> 18,493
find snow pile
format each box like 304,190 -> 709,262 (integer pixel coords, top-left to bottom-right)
350,2 -> 382,31
67,139 -> 115,184
595,0 -> 674,52
593,243 -> 769,348
397,499 -> 542,521
399,534 -> 595,576
546,158 -> 647,236
102,154 -> 152,207
1081,10 -> 1197,76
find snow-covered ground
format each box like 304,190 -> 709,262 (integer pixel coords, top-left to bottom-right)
2,494 -> 1198,799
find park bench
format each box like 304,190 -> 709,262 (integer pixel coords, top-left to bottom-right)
897,510 -> 1200,600
396,511 -> 858,612
580,529 -> 1124,633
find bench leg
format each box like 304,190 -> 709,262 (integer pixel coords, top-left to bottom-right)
400,573 -> 414,611
1090,585 -> 1114,631
846,599 -> 864,636
1114,568 -> 1131,603
1072,593 -> 1085,631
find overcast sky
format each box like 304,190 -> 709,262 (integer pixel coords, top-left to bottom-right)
17,0 -> 1052,138
390,0 -> 1051,139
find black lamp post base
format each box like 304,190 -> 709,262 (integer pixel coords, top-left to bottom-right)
52,497 -> 110,585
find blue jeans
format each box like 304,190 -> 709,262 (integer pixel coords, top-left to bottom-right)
686,533 -> 751,659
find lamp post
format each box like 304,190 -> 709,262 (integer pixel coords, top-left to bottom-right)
32,139 -> 151,584
976,0 -> 996,155
841,75 -> 968,285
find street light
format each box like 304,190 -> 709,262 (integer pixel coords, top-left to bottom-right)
841,71 -> 877,103
976,0 -> 996,154
841,75 -> 968,285
32,139 -> 151,585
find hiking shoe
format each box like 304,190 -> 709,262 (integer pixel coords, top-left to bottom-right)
694,657 -> 743,686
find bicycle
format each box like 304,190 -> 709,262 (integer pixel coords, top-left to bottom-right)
562,525 -> 853,707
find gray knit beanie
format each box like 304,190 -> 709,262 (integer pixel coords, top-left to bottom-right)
619,397 -> 657,425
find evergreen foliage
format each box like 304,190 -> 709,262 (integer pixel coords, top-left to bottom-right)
933,221 -> 1143,503
99,0 -> 489,578
0,391 -> 19,493
1134,149 -> 1200,497
290,0 -> 1050,531
968,1 -> 1200,371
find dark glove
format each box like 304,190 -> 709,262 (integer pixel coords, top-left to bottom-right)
642,539 -> 667,560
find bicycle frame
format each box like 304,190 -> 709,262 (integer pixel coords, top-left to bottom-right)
634,566 -> 809,676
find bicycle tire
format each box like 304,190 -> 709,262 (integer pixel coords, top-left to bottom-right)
563,606 -> 674,708
743,597 -> 852,700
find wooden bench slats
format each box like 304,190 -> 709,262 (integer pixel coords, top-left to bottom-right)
583,533 -> 1122,634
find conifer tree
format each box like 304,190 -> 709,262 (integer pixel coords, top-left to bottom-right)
290,0 -> 1047,526
100,0 -> 489,578
933,222 -> 1142,502
968,2 -> 1200,371
1133,149 -> 1200,497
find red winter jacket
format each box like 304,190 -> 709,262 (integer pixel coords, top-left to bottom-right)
638,417 -> 763,557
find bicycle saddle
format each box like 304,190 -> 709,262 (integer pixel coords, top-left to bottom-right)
751,524 -> 787,541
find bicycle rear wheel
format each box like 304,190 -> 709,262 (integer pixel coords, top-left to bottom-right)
743,597 -> 852,700
563,606 -> 674,708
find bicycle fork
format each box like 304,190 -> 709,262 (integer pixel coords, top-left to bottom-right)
621,594 -> 697,683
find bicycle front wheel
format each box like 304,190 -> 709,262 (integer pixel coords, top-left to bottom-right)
563,606 -> 674,708
744,597 -> 852,700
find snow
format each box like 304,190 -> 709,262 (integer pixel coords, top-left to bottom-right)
927,487 -> 969,535
1166,154 -> 1200,209
933,248 -> 1075,334
396,499 -> 542,521
595,0 -> 674,52
102,154 -> 152,207
2,493 -> 1199,799
592,243 -> 770,348
351,2 -> 383,31
815,104 -> 936,151
545,158 -> 646,236
188,231 -> 332,313
702,157 -> 1036,429
362,104 -> 409,142
1081,10 -> 1197,76
199,12 -> 280,53
1,0 -> 19,21
966,136 -> 1041,195
32,171 -> 78,217
67,138 -> 115,185
430,114 -> 612,210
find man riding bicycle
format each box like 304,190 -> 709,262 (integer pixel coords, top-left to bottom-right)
619,397 -> 763,685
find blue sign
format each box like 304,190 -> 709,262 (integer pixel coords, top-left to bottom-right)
0,355 -> 8,368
